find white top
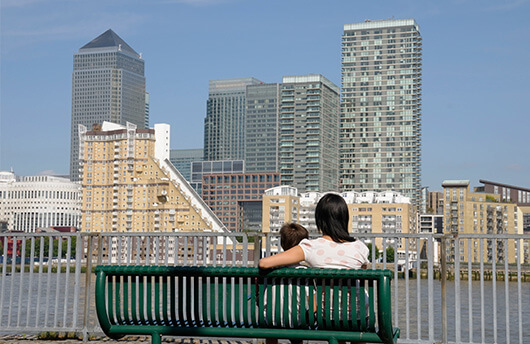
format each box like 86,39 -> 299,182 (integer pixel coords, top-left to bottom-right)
299,237 -> 369,269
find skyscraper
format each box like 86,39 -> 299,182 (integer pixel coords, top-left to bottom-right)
280,75 -> 340,193
245,83 -> 280,173
70,29 -> 147,181
340,19 -> 422,204
203,78 -> 262,161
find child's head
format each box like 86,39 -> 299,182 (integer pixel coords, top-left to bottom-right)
280,223 -> 309,251
315,193 -> 354,243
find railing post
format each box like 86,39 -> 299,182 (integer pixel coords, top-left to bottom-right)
253,234 -> 262,267
440,234 -> 448,344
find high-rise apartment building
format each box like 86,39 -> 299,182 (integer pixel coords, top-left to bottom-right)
79,121 -> 225,233
70,29 -> 147,181
340,19 -> 422,204
280,75 -> 340,193
245,83 -> 281,173
204,78 -> 262,162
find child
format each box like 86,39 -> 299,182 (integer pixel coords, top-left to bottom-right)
259,193 -> 369,270
265,222 -> 308,344
280,222 -> 309,254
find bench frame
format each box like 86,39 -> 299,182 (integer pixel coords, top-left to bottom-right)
95,265 -> 399,344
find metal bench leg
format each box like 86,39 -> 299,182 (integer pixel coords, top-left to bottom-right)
151,333 -> 161,344
328,337 -> 339,344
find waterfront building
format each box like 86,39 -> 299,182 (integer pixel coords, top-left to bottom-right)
0,171 -> 81,232
280,75 -> 340,193
169,148 -> 204,182
261,187 -> 416,257
340,19 -> 423,205
442,180 -> 523,264
343,190 -> 417,260
70,29 -> 147,181
261,186 -> 300,248
428,191 -> 443,214
190,159 -> 244,195
204,78 -> 262,162
245,83 -> 281,173
477,179 -> 530,234
79,121 -> 225,233
419,214 -> 443,234
202,172 -> 280,232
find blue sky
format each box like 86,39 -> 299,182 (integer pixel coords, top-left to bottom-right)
1,0 -> 529,191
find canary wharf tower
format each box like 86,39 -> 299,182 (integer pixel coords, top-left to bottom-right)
70,29 -> 146,181
340,19 -> 422,204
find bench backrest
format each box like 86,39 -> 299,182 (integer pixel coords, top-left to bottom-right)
95,266 -> 395,342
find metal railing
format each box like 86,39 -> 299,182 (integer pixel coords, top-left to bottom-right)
1,231 -> 529,343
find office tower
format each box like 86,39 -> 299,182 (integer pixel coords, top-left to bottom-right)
442,180 -> 523,264
245,83 -> 281,173
340,19 -> 422,204
280,75 -> 340,193
78,121 -> 225,233
169,148 -> 204,182
204,78 -> 262,161
190,159 -> 244,195
145,92 -> 150,128
202,172 -> 280,232
0,171 -> 81,232
70,29 -> 147,181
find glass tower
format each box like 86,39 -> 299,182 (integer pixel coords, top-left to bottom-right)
203,78 -> 262,162
70,29 -> 146,181
245,83 -> 280,173
340,19 -> 422,204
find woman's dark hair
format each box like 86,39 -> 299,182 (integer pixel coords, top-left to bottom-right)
315,193 -> 355,243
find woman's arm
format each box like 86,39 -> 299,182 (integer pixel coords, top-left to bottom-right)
258,245 -> 305,269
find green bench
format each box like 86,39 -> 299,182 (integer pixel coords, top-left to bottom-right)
95,265 -> 399,344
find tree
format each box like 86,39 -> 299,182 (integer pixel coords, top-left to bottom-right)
25,237 -> 76,258
385,246 -> 395,263
365,243 -> 380,262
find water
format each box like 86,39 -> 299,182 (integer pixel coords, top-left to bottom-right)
1,272 -> 529,343
393,278 -> 530,343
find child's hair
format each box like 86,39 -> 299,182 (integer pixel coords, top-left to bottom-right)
315,193 -> 355,243
280,223 -> 309,251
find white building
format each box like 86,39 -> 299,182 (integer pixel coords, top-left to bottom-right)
0,171 -> 81,232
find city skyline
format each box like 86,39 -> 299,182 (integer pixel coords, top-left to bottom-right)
1,0 -> 529,191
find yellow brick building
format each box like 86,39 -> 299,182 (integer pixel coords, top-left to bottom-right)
442,180 -> 523,264
79,122 -> 225,233
262,188 -> 417,258
343,191 -> 417,261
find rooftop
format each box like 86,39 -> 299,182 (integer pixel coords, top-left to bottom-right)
79,29 -> 139,57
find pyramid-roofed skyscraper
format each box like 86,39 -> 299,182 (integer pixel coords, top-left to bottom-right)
70,29 -> 147,181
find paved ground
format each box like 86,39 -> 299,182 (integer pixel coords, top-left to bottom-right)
0,335 -> 255,344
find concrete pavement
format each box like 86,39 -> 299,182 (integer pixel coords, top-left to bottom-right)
0,335 -> 254,344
